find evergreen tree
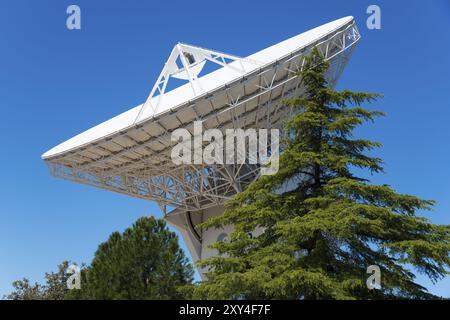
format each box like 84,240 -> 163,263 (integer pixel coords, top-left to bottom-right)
73,216 -> 193,299
189,49 -> 450,299
6,217 -> 193,300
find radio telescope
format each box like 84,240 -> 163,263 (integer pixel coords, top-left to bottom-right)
43,16 -> 360,277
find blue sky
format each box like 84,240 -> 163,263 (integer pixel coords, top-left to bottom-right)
1,0 -> 449,298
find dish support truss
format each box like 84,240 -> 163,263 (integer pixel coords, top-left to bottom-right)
45,21 -> 360,215
135,43 -> 264,122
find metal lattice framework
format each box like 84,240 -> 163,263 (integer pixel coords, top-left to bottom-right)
44,20 -> 360,215
135,43 -> 263,119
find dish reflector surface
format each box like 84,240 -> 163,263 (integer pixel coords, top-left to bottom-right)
43,16 -> 360,213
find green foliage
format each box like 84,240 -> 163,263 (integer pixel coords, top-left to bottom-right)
188,49 -> 450,300
43,260 -> 82,300
4,261 -> 80,300
6,217 -> 193,300
72,216 -> 193,300
4,278 -> 44,300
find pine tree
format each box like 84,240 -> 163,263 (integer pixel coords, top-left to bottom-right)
6,217 -> 194,300
71,216 -> 193,299
189,49 -> 450,300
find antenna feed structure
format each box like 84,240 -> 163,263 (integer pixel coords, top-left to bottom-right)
135,43 -> 262,123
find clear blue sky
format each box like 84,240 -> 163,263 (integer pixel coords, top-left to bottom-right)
1,0 -> 449,298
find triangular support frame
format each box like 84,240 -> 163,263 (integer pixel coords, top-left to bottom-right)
134,43 -> 263,123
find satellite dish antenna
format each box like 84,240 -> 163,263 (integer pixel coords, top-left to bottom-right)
42,16 -> 360,278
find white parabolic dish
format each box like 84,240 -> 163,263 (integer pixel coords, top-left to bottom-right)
43,16 -> 360,213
